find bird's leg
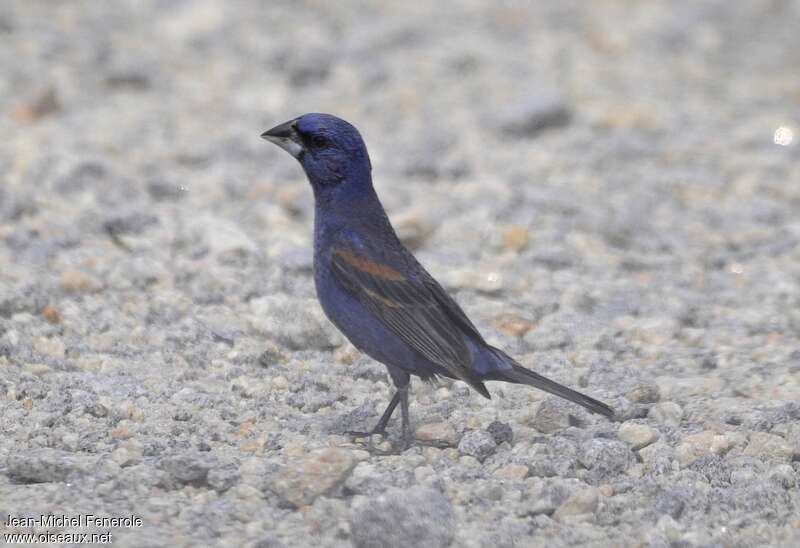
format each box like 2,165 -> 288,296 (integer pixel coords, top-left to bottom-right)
346,388 -> 403,439
397,384 -> 413,451
350,385 -> 413,456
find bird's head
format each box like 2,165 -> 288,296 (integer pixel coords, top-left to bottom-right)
261,113 -> 372,195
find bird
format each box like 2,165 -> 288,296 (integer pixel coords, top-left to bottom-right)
261,113 -> 614,452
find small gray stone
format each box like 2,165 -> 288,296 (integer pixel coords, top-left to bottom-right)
768,464 -> 796,489
103,211 -> 159,238
6,449 -> 96,483
494,92 -> 571,138
350,486 -> 455,548
625,384 -> 660,404
257,344 -> 286,367
487,421 -> 514,445
253,535 -> 285,548
458,430 -> 497,462
159,452 -> 216,489
516,480 -> 571,517
687,454 -> 731,487
172,409 -> 192,421
207,462 -> 241,493
532,398 -> 572,434
639,442 -> 676,476
527,436 -> 581,478
147,178 -> 185,201
0,284 -> 48,318
523,325 -> 573,350
651,488 -> 688,520
578,439 -> 635,483
648,402 -> 683,427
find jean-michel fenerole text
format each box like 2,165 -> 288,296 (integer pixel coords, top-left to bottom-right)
4,514 -> 143,528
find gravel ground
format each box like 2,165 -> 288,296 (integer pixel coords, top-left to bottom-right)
2,1 -> 800,547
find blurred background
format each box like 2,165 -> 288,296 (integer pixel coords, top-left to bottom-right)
1,1 -> 799,547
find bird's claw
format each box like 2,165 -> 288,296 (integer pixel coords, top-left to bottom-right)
360,444 -> 403,456
414,439 -> 454,449
345,429 -> 387,439
346,429 -> 414,455
346,429 -> 388,453
367,437 -> 413,456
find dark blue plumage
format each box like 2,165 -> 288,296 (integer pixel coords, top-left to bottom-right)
262,113 -> 614,450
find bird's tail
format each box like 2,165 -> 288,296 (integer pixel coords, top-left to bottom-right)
484,347 -> 615,418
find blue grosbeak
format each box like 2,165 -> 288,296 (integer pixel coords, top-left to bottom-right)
262,113 -> 613,451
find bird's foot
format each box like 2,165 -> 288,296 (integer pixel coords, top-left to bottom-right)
345,428 -> 387,439
360,443 -> 403,456
366,436 -> 413,456
350,436 -> 401,456
345,429 -> 415,456
374,430 -> 414,456
414,439 -> 454,449
345,429 -> 388,453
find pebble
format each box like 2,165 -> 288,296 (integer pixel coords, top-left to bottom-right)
33,336 -> 66,359
768,464 -> 796,489
7,448 -> 95,483
268,448 -> 356,508
639,442 -> 677,475
553,487 -> 599,522
111,440 -> 144,467
458,430 -> 497,462
617,422 -> 659,450
60,270 -> 102,293
598,484 -> 614,497
415,422 -> 459,446
675,431 -> 745,466
414,465 -> 436,483
110,420 -> 134,440
531,398 -> 572,433
516,481 -> 563,517
494,91 -> 571,138
41,306 -> 61,324
493,464 -> 529,480
158,451 -> 218,489
257,343 -> 287,367
647,402 -> 684,427
492,314 -> 536,338
478,483 -> 504,501
271,376 -> 288,390
487,421 -> 514,445
743,432 -> 794,463
350,487 -> 455,548
578,439 -> 635,481
12,88 -> 61,122
625,383 -> 661,404
503,226 -> 530,252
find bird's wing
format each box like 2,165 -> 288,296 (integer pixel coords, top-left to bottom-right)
330,248 -> 490,397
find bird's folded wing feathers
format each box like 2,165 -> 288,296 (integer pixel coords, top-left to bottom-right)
330,248 -> 489,397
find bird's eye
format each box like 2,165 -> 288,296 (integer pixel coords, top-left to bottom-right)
311,135 -> 328,149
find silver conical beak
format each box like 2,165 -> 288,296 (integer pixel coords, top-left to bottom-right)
261,118 -> 304,158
